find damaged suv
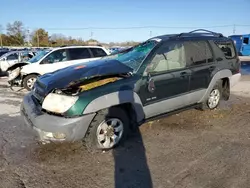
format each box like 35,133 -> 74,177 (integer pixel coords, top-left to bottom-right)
21,30 -> 241,149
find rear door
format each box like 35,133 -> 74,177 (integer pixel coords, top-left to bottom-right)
184,41 -> 214,104
89,48 -> 108,58
67,48 -> 93,65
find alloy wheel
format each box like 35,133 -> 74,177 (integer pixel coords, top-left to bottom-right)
96,118 -> 124,149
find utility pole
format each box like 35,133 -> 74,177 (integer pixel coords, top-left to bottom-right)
0,26 -> 3,48
37,32 -> 39,47
233,24 -> 236,34
90,31 -> 93,39
150,31 -> 152,37
27,29 -> 30,47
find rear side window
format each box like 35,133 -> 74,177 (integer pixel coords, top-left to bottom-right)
214,40 -> 236,59
243,37 -> 249,44
90,48 -> 107,57
68,48 -> 91,60
7,53 -> 18,60
184,41 -> 213,66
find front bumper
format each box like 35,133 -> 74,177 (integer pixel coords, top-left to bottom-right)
20,92 -> 96,142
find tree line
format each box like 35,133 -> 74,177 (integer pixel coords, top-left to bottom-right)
0,21 -> 139,47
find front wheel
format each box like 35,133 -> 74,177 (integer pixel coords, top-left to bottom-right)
23,74 -> 38,91
84,107 -> 129,150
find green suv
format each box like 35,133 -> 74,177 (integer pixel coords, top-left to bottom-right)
21,30 -> 241,149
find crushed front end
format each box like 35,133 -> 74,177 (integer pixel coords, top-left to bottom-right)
20,59 -> 133,143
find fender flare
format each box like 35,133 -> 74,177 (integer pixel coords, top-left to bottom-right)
83,90 -> 145,122
198,69 -> 232,103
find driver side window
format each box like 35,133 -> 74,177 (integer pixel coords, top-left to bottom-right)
41,49 -> 68,64
147,41 -> 186,74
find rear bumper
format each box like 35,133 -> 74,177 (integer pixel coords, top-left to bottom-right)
230,73 -> 241,88
20,92 -> 96,142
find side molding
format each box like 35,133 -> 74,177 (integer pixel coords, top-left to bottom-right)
83,90 -> 145,122
198,69 -> 232,103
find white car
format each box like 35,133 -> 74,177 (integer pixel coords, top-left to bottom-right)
9,46 -> 110,90
0,51 -> 36,72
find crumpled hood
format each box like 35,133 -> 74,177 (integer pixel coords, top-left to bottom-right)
36,59 -> 133,93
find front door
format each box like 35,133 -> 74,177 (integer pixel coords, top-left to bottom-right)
39,49 -> 70,75
138,41 -> 191,118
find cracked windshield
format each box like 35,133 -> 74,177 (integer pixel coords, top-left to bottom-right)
0,0 -> 250,188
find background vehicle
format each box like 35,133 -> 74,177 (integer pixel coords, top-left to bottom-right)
21,30 -> 241,150
0,50 -> 36,72
8,46 -> 110,90
0,49 -> 9,57
229,34 -> 250,56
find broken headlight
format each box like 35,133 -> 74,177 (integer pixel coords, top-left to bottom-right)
42,93 -> 79,114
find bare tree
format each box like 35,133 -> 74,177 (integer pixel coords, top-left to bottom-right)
6,21 -> 26,45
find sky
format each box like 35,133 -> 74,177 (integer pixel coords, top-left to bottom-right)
1,0 -> 250,42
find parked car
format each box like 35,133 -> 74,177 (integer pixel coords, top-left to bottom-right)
7,46 -> 110,90
0,50 -> 36,72
229,34 -> 250,56
0,50 -> 9,57
21,29 -> 241,150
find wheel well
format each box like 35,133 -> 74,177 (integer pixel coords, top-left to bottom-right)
114,103 -> 138,129
22,73 -> 40,81
221,77 -> 230,100
22,73 -> 40,86
23,73 -> 40,79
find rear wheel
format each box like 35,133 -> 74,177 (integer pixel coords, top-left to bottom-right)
84,107 -> 129,150
23,74 -> 38,91
198,81 -> 222,110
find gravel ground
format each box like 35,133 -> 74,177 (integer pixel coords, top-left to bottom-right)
0,77 -> 250,188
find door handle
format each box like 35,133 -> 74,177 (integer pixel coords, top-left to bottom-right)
180,71 -> 190,77
209,66 -> 215,72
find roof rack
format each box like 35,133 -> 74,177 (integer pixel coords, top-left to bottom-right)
178,29 -> 223,38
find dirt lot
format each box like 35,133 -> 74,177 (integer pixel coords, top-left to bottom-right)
0,76 -> 250,188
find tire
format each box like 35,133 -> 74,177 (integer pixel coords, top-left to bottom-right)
23,74 -> 38,91
198,81 -> 222,110
84,107 -> 130,150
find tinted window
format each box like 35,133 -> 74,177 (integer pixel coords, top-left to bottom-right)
41,49 -> 68,64
90,48 -> 107,57
0,51 -> 8,57
215,40 -> 236,59
184,41 -> 213,66
243,37 -> 249,44
7,53 -> 18,60
68,48 -> 91,60
147,41 -> 186,74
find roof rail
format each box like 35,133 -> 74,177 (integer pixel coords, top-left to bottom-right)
59,44 -> 103,48
59,44 -> 86,47
178,29 -> 223,38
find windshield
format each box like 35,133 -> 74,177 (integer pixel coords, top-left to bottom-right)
28,50 -> 50,63
104,40 -> 157,72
